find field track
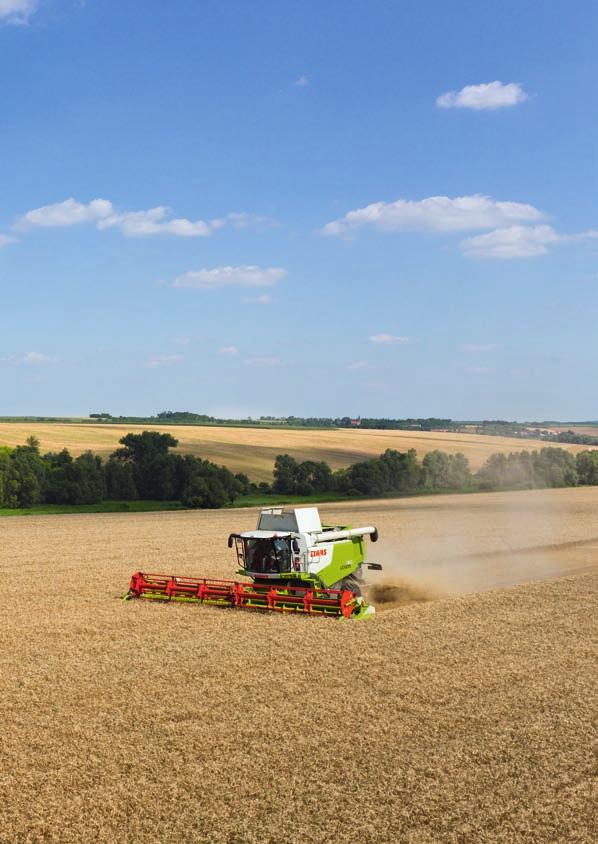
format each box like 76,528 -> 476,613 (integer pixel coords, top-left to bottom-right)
1,487 -> 596,843
0,421 -> 594,481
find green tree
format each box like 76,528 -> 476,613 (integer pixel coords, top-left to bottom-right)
576,450 -> 598,485
105,460 -> 138,499
294,460 -> 333,495
273,454 -> 300,494
380,448 -> 421,491
532,448 -> 577,487
421,450 -> 451,488
70,452 -> 106,503
114,431 -> 179,462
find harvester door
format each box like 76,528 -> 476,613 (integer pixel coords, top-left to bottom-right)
291,534 -> 308,573
272,537 -> 292,573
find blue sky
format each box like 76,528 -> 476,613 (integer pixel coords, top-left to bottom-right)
1,0 -> 596,420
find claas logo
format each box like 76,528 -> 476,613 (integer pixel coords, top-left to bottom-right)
309,549 -> 327,558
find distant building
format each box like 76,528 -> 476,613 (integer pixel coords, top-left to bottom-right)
350,418 -> 361,427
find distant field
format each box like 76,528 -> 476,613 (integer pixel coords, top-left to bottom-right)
0,422 -> 595,481
548,425 -> 598,436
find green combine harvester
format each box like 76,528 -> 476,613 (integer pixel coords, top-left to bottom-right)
127,507 -> 383,619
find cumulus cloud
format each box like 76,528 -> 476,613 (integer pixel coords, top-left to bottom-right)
295,74 -> 310,87
0,0 -> 37,25
14,198 -> 276,239
322,191 -> 598,260
15,198 -> 113,231
99,207 -> 212,238
369,334 -> 409,345
172,266 -> 286,290
0,351 -> 58,366
146,355 -> 183,368
574,229 -> 598,242
218,345 -> 239,356
23,351 -> 54,364
322,194 -> 543,236
436,81 -> 528,111
0,233 -> 16,247
243,356 -> 281,367
461,225 -> 561,258
462,225 -> 598,259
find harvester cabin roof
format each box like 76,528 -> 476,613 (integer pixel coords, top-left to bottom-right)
257,506 -> 322,534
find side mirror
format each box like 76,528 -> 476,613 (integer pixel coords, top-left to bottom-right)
292,538 -> 300,554
371,528 -> 379,543
227,534 -> 234,548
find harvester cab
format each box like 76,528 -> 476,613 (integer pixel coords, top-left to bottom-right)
127,507 -> 382,619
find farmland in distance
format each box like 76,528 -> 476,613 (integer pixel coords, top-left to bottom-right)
0,421 -> 595,481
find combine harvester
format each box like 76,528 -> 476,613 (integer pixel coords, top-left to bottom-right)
127,507 -> 382,619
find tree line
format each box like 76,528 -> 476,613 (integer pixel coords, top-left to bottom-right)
553,429 -> 598,447
0,432 -> 251,509
1,432 -> 598,510
271,447 -> 598,496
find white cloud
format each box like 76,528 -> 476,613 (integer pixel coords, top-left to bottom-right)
23,351 -> 53,364
99,207 -> 212,238
322,194 -> 543,236
0,233 -> 16,247
460,344 -> 496,353
436,81 -> 528,111
295,74 -> 310,87
462,225 -> 598,259
461,225 -> 561,258
14,198 -> 276,239
218,345 -> 239,356
243,356 -> 282,367
572,229 -> 598,242
369,334 -> 409,345
347,361 -> 368,370
172,266 -> 286,290
15,198 -> 113,231
1,352 -> 57,365
0,0 -> 37,25
322,190 -> 597,261
146,355 -> 183,369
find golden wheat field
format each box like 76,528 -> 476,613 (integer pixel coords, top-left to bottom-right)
549,425 -> 598,436
0,422 -> 594,481
1,487 -> 596,843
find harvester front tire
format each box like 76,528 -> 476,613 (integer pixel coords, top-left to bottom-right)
341,575 -> 362,596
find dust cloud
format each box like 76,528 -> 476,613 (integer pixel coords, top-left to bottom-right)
355,488 -> 598,604
366,577 -> 440,610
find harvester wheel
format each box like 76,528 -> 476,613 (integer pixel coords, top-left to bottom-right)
341,575 -> 362,596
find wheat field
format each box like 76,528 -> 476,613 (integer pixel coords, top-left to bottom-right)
1,487 -> 596,843
0,422 -> 594,481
